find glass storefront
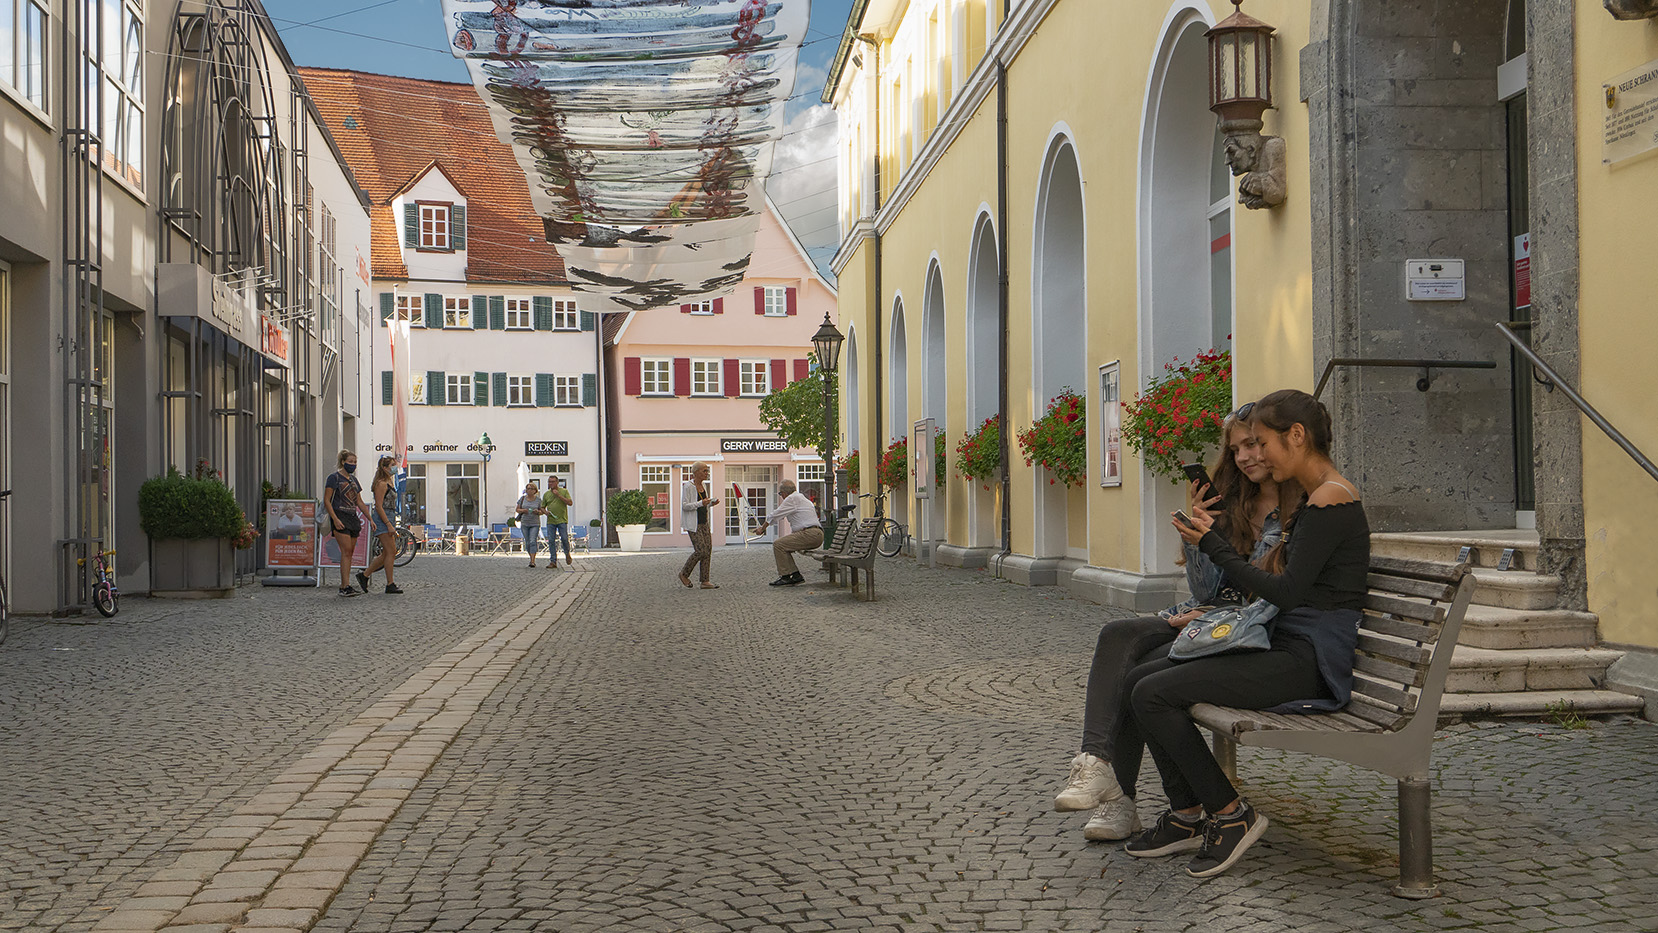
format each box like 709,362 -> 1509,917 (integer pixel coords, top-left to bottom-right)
445,461 -> 480,525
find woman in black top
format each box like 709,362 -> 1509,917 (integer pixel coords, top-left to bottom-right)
324,450 -> 365,597
1120,389 -> 1370,879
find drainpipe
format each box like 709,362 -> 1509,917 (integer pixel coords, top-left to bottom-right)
857,32 -> 883,496
995,5 -> 1013,569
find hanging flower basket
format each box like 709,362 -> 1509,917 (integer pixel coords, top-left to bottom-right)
956,415 -> 1005,488
839,450 -> 860,493
1121,348 -> 1233,482
1016,389 -> 1087,487
877,437 -> 908,489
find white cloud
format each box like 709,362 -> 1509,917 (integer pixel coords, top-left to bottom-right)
766,103 -> 839,277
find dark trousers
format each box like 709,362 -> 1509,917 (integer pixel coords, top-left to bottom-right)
681,524 -> 713,582
1079,616 -> 1182,798
1125,636 -> 1323,812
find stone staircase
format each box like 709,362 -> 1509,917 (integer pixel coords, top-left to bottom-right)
1369,529 -> 1646,720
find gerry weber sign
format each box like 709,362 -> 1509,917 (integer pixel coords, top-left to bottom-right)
525,440 -> 569,457
720,438 -> 789,453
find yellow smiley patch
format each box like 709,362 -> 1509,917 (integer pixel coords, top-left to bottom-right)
1210,623 -> 1233,639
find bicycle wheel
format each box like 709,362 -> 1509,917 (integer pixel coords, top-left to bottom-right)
876,519 -> 905,557
393,529 -> 419,567
94,582 -> 118,617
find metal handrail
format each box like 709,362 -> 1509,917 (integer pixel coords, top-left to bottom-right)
1314,357 -> 1497,400
1495,322 -> 1658,483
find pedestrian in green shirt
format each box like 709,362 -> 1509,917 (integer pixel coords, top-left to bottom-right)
540,476 -> 574,568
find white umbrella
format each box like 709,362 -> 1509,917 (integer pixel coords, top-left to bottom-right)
516,461 -> 530,493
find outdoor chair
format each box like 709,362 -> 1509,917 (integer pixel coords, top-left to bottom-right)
489,523 -> 511,554
425,525 -> 451,552
470,526 -> 490,553
509,526 -> 525,553
572,525 -> 590,553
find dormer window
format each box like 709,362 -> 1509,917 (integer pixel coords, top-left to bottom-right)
404,200 -> 467,252
420,203 -> 449,249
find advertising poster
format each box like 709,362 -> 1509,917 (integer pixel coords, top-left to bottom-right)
319,507 -> 374,569
265,499 -> 318,569
1100,363 -> 1123,487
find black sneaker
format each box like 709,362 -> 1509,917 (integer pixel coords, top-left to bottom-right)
384,584 -> 404,595
1123,810 -> 1207,858
1184,801 -> 1269,878
356,571 -> 371,592
769,575 -> 795,586
338,586 -> 359,597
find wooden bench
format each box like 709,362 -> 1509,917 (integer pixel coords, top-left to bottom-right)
823,519 -> 882,601
1189,556 -> 1476,898
803,518 -> 854,584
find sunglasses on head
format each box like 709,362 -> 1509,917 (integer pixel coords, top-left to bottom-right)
1233,402 -> 1256,420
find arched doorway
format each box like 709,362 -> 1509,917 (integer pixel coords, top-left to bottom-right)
887,297 -> 909,479
965,211 -> 1000,553
1031,134 -> 1087,562
921,262 -> 947,560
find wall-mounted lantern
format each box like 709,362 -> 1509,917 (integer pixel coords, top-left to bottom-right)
1207,1 -> 1286,209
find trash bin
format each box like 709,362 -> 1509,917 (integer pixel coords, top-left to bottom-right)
456,534 -> 471,556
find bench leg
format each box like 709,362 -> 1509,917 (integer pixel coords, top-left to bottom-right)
1393,778 -> 1438,899
1210,732 -> 1238,783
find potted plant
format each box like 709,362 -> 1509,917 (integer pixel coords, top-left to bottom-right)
1121,348 -> 1233,482
1017,389 -> 1087,487
956,414 -> 1005,490
607,489 -> 653,552
139,460 -> 247,597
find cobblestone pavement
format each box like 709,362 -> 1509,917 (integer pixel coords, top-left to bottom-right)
8,548 -> 1658,933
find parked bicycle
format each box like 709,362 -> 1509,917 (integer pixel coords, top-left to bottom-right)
78,548 -> 118,618
0,490 -> 9,644
369,512 -> 421,568
854,489 -> 907,558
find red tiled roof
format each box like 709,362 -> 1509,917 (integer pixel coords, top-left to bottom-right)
297,68 -> 565,286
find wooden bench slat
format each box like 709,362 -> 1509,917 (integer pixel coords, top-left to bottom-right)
1365,593 -> 1448,624
1366,572 -> 1456,602
1356,632 -> 1433,667
1337,698 -> 1410,731
1351,674 -> 1419,712
1353,653 -> 1428,688
1359,612 -> 1442,645
1369,555 -> 1471,584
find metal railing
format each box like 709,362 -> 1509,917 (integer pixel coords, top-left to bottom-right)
1313,357 -> 1497,400
1495,322 -> 1658,483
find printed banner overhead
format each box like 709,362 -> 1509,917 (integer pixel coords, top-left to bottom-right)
441,0 -> 811,311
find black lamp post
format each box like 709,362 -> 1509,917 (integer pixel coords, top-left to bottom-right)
478,431 -> 493,528
811,313 -> 845,521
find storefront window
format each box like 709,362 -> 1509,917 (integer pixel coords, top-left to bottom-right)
445,462 -> 480,525
726,465 -> 775,541
403,463 -> 427,524
641,465 -> 671,533
797,462 -> 826,511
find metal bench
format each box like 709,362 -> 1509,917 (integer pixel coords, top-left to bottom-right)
803,518 -> 855,584
822,519 -> 882,601
1189,556 -> 1476,899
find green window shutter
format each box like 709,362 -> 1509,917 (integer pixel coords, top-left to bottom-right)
427,370 -> 446,406
379,292 -> 395,324
535,373 -> 553,407
424,293 -> 443,328
580,310 -> 596,332
533,296 -> 553,331
472,295 -> 488,330
581,373 -> 597,408
474,371 -> 489,406
490,296 -> 506,330
492,372 -> 508,407
381,371 -> 393,406
450,204 -> 467,250
403,204 -> 418,246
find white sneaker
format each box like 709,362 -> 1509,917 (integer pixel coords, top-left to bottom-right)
1054,752 -> 1123,812
1083,796 -> 1143,841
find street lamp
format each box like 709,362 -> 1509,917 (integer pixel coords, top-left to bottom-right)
477,431 -> 493,528
810,313 -> 845,522
1207,1 -> 1286,209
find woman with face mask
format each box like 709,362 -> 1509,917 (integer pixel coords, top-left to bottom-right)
324,449 -> 365,596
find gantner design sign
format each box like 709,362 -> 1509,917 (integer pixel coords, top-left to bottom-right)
720,438 -> 789,453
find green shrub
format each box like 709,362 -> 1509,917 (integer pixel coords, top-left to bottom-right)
607,489 -> 653,527
138,466 -> 245,540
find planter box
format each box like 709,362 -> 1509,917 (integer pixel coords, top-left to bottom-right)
151,537 -> 235,598
617,524 -> 646,552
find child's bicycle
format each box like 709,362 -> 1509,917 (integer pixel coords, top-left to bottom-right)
78,548 -> 119,617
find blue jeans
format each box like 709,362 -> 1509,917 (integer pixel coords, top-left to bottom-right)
522,524 -> 542,558
547,523 -> 571,559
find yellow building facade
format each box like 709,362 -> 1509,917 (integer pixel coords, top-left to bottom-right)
825,0 -> 1658,677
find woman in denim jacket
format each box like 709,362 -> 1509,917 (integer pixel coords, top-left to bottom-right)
1053,410 -> 1294,842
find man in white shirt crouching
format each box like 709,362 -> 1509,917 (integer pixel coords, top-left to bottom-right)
755,480 -> 823,586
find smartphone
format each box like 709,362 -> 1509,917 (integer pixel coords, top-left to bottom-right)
1173,509 -> 1197,528
1181,462 -> 1214,493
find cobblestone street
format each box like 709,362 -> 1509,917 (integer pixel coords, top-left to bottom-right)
3,549 -> 1655,933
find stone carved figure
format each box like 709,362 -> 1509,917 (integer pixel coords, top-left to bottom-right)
1605,0 -> 1658,20
1221,122 -> 1287,210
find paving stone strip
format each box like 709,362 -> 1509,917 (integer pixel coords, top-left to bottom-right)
85,570 -> 593,933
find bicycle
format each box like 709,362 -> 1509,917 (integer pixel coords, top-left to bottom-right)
368,513 -> 421,568
0,490 -> 8,643
854,489 -> 907,558
78,547 -> 119,618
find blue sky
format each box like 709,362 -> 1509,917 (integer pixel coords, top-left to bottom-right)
262,0 -> 856,271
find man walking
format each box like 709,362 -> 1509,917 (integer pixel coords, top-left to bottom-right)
755,479 -> 823,586
541,475 -> 574,568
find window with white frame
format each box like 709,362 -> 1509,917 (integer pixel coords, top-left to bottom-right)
763,286 -> 788,316
797,462 -> 827,510
443,296 -> 471,328
319,206 -> 339,346
418,203 -> 450,250
554,375 -> 581,406
95,0 -> 144,186
445,372 -> 472,405
396,294 -> 423,326
688,300 -> 715,315
2,0 -> 49,112
640,465 -> 671,533
552,299 -> 579,330
740,360 -> 769,396
690,359 -> 722,396
641,359 -> 671,395
507,374 -> 534,406
504,296 -> 532,329
527,462 -> 573,496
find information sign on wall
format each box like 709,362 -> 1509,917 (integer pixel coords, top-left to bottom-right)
1604,57 -> 1658,165
1513,233 -> 1531,310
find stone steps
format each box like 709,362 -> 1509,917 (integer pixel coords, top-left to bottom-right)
1372,529 -> 1542,570
1447,644 -> 1627,693
1439,689 -> 1646,720
1458,604 -> 1601,650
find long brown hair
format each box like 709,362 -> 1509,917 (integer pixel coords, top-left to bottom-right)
374,455 -> 396,488
1247,389 -> 1332,572
1209,416 -> 1296,559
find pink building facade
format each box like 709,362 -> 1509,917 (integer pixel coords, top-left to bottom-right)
606,200 -> 837,548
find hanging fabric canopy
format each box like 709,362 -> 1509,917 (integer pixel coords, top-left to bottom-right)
441,0 -> 812,311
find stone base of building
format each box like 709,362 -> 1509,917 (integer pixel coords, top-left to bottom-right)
1065,565 -> 1183,614
1607,646 -> 1658,723
994,553 -> 1062,586
936,544 -> 996,569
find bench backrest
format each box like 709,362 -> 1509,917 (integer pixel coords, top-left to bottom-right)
824,518 -> 853,553
839,519 -> 882,559
1347,556 -> 1475,732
